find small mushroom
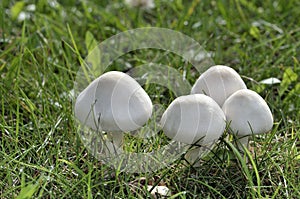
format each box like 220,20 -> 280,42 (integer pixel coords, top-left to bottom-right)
161,94 -> 226,145
75,71 -> 153,155
222,89 -> 273,151
160,94 -> 226,165
191,65 -> 247,107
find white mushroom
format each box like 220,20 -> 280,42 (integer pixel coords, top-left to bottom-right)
160,94 -> 226,165
191,65 -> 247,107
222,89 -> 273,151
161,94 -> 226,145
75,71 -> 153,155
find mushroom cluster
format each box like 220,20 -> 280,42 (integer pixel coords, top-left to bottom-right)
160,65 -> 273,164
191,65 -> 273,147
75,65 -> 273,165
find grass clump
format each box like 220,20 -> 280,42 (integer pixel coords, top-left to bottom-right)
1,0 -> 299,198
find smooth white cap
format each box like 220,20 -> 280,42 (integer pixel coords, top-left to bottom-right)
75,71 -> 153,132
222,89 -> 273,136
160,94 -> 226,145
191,65 -> 247,107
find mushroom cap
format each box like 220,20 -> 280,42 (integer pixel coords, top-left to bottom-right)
191,65 -> 247,107
160,94 -> 226,145
75,71 -> 152,132
222,89 -> 273,136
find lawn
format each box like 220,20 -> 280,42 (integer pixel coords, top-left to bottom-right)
1,0 -> 300,198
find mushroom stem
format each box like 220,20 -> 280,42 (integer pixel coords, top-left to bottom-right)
185,147 -> 202,166
106,132 -> 123,155
236,135 -> 249,152
236,135 -> 249,163
184,143 -> 213,167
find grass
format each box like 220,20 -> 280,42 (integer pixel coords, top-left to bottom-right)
1,0 -> 300,198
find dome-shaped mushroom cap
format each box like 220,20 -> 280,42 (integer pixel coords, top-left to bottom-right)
191,65 -> 247,107
75,71 -> 152,132
160,94 -> 226,145
222,89 -> 273,136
